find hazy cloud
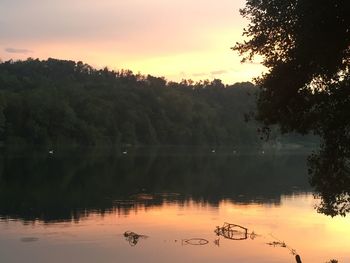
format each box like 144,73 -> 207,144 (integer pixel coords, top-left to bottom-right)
5,47 -> 32,54
179,71 -> 187,77
192,72 -> 207,77
210,70 -> 227,75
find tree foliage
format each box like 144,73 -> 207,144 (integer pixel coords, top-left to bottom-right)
234,0 -> 350,216
0,58 -> 261,147
234,0 -> 350,133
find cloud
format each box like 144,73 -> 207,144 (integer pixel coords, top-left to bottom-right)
192,72 -> 207,77
210,70 -> 227,75
5,47 -> 33,54
192,70 -> 228,78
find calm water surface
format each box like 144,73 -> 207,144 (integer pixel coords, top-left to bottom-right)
0,147 -> 349,263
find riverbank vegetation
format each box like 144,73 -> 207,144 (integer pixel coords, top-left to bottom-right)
0,58 -> 262,147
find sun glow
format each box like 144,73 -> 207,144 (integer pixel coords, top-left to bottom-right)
0,0 -> 265,84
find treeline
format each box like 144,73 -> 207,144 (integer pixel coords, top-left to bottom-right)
0,58 -> 260,147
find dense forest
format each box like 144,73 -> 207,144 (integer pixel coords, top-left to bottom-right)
0,58 -> 263,147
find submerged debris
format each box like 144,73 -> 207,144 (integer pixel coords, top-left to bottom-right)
214,223 -> 302,262
249,231 -> 258,240
20,237 -> 39,242
252,232 -> 303,262
182,238 -> 209,245
215,222 -> 248,240
214,238 -> 220,246
123,231 -> 148,246
123,223 -> 303,263
267,234 -> 298,258
266,241 -> 287,247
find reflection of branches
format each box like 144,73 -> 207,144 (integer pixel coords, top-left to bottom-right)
123,231 -> 148,246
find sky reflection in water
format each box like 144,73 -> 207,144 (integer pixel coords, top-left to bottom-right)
0,148 -> 349,262
1,195 -> 350,263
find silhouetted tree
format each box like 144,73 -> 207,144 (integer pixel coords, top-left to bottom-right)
235,0 -> 350,216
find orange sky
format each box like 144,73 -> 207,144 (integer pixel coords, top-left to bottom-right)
0,0 -> 265,84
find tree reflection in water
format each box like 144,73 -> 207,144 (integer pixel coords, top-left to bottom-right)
2,144 -> 349,219
309,139 -> 350,217
0,146 -> 311,223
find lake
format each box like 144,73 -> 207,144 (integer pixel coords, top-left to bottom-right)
0,147 -> 349,263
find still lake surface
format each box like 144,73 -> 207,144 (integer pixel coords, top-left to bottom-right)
0,147 -> 349,263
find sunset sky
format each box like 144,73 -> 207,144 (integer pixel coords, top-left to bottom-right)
0,0 -> 264,84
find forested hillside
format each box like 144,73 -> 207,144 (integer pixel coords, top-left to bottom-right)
0,58 -> 263,147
